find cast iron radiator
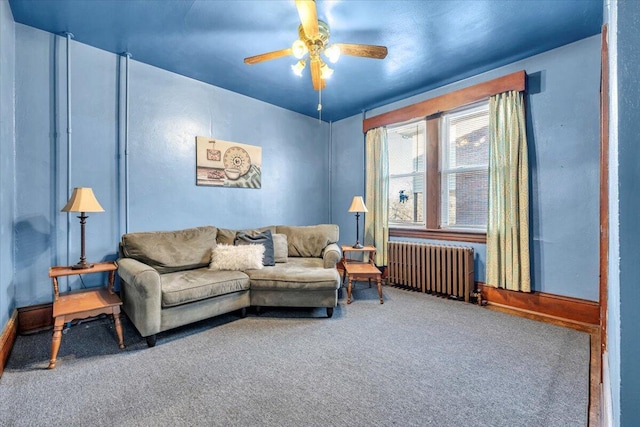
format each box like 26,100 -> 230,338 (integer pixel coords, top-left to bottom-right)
387,241 -> 475,302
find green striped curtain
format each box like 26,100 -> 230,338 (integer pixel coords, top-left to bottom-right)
486,91 -> 531,292
364,127 -> 389,266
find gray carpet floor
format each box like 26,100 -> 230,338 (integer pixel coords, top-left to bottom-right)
0,285 -> 589,427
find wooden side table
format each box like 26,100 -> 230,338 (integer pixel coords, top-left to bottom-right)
340,245 -> 377,284
48,261 -> 125,369
341,245 -> 383,304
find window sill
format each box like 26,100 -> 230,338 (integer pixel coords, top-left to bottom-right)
389,228 -> 487,244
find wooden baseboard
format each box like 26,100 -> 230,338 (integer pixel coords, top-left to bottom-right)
477,283 -> 599,327
0,310 -> 18,378
17,303 -> 53,334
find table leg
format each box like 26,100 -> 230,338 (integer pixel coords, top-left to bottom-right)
113,307 -> 125,350
48,317 -> 65,369
347,277 -> 353,304
377,277 -> 384,304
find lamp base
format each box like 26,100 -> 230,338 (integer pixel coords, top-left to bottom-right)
352,242 -> 364,249
71,260 -> 94,270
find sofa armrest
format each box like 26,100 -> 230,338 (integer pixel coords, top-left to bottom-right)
118,258 -> 162,337
322,243 -> 341,269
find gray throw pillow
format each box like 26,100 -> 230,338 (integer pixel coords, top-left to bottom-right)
235,229 -> 275,266
272,233 -> 288,263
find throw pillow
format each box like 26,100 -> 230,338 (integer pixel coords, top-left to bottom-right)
272,233 -> 288,263
216,228 -> 237,245
209,244 -> 264,271
235,229 -> 275,266
121,226 -> 218,274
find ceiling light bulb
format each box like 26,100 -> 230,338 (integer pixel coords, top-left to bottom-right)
325,44 -> 341,63
291,60 -> 305,77
320,63 -> 333,80
292,39 -> 308,59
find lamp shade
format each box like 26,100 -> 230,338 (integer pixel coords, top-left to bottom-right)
348,196 -> 368,213
61,187 -> 104,213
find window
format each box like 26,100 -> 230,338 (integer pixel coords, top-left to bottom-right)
388,121 -> 425,227
440,103 -> 489,230
386,101 -> 489,238
363,70 -> 526,243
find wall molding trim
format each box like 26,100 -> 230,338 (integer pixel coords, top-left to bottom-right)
0,310 -> 18,378
477,283 -> 600,327
363,70 -> 526,132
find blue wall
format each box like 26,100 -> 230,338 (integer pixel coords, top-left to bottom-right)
330,114 -> 365,249
0,0 -> 15,329
127,61 -> 330,232
616,1 -> 640,425
0,0 -> 15,334
12,23 -> 329,307
331,35 -> 601,301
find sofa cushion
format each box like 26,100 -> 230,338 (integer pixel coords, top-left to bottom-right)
121,226 -> 217,274
275,224 -> 339,258
210,244 -> 264,271
161,268 -> 250,307
246,258 -> 340,291
272,233 -> 288,263
235,230 -> 275,266
216,228 -> 237,245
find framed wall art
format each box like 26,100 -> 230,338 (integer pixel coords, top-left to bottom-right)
196,136 -> 262,188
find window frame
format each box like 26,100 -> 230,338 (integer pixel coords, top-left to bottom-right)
363,70 -> 527,244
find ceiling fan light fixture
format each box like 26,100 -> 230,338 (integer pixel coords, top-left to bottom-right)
320,62 -> 333,80
243,0 -> 388,96
291,59 -> 306,77
292,39 -> 308,59
324,44 -> 341,63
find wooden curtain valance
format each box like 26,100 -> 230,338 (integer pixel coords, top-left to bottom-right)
362,70 -> 526,133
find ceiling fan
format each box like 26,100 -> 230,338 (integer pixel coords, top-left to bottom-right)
244,0 -> 388,91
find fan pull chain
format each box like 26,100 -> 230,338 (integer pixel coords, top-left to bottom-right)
317,86 -> 322,123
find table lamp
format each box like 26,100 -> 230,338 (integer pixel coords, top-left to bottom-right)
348,196 -> 368,249
61,187 -> 104,269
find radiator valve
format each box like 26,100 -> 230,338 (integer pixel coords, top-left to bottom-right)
472,290 -> 485,306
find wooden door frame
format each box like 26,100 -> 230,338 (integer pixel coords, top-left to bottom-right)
599,24 -> 609,361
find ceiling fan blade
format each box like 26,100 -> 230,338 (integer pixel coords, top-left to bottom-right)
310,57 -> 326,90
244,48 -> 293,65
334,43 -> 388,59
296,0 -> 319,38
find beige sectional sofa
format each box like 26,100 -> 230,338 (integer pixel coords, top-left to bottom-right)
117,224 -> 340,347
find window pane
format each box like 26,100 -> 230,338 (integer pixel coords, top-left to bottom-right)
387,120 -> 426,227
445,107 -> 489,170
389,176 -> 424,225
441,103 -> 489,231
441,170 -> 488,229
388,122 -> 425,175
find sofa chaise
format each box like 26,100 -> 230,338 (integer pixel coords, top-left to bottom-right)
117,224 -> 341,347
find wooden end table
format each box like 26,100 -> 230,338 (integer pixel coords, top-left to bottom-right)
341,245 -> 383,305
48,261 -> 125,369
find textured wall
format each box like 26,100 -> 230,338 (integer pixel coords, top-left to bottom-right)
330,114 -> 365,248
13,24 -> 330,307
617,1 -> 640,425
331,35 -> 601,301
126,61 -> 330,232
0,0 -> 15,328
